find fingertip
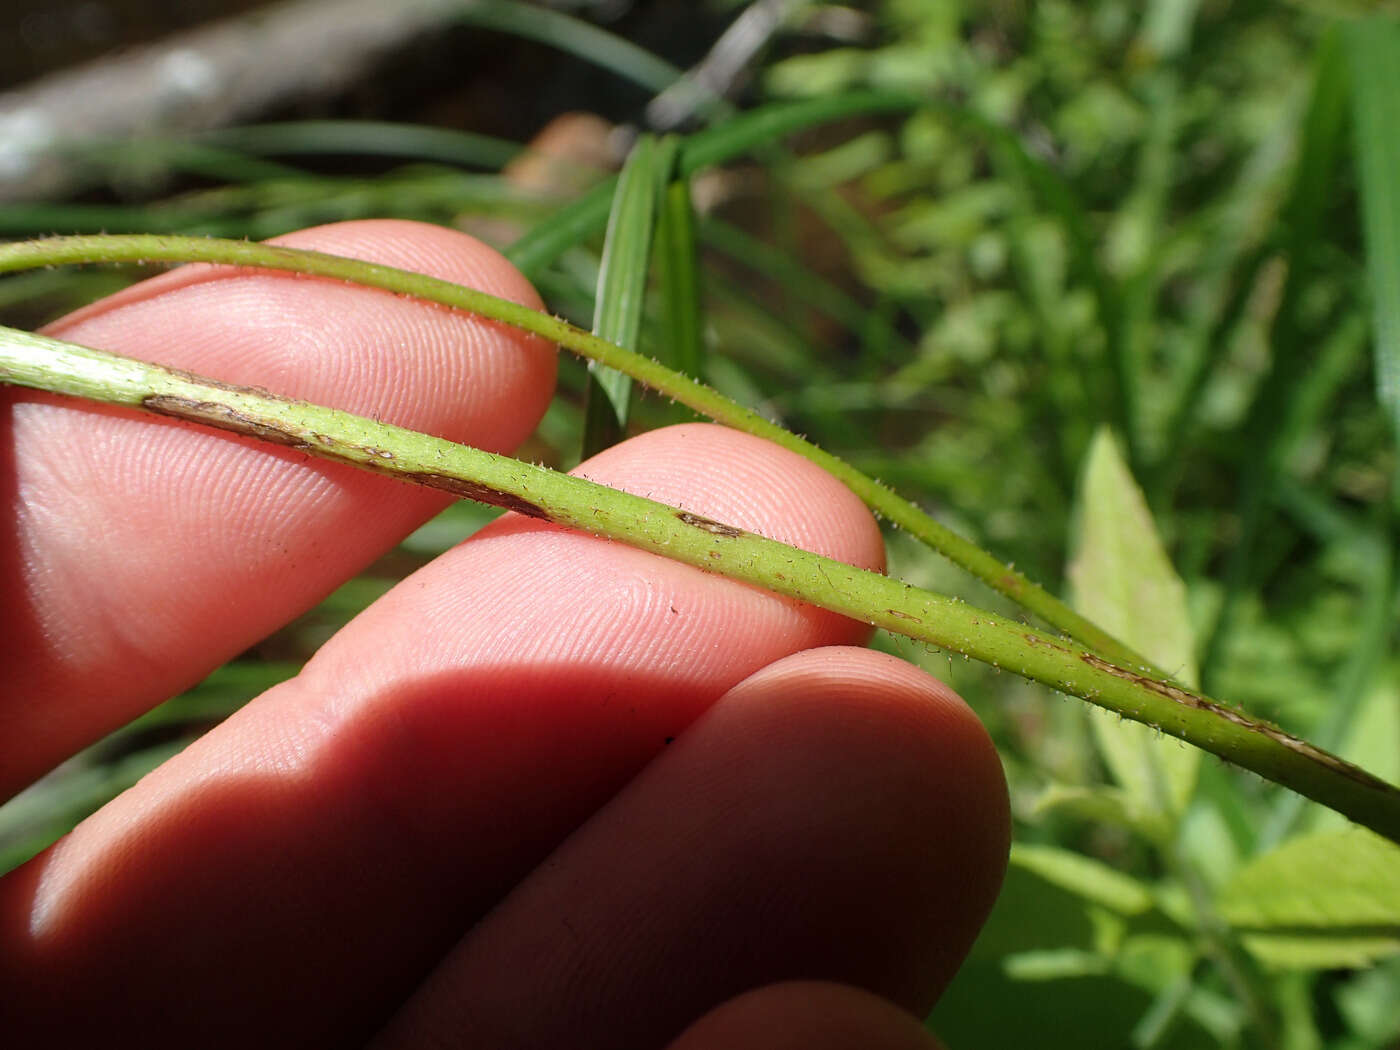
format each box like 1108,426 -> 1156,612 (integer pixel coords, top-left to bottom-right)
572,423 -> 885,573
369,645 -> 1006,1048
704,648 -> 1010,1009
7,219 -> 558,792
724,646 -> 1006,812
667,982 -> 946,1050
45,218 -> 556,451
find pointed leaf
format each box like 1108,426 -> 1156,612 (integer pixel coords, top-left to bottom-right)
1068,428 -> 1200,831
1347,17 -> 1400,443
582,134 -> 665,457
1012,843 -> 1156,916
1221,828 -> 1400,969
655,161 -> 705,379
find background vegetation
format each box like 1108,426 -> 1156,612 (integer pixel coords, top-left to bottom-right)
2,1 -> 1398,1046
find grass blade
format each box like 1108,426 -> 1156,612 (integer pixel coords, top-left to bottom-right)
1200,28 -> 1354,685
506,92 -> 920,276
582,134 -> 665,457
700,216 -> 871,339
505,179 -> 616,279
201,121 -> 522,169
654,145 -> 705,379
678,91 -> 917,176
455,0 -> 685,95
1346,16 -> 1400,448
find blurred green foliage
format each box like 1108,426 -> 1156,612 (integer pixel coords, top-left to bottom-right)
1,0 -> 1397,1046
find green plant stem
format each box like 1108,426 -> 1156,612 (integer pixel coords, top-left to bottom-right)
0,234 -> 1154,675
3,325 -> 1398,841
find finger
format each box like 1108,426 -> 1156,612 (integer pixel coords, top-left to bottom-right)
2,218 -> 555,796
0,423 -> 887,1047
373,647 -> 1008,1050
666,982 -> 947,1050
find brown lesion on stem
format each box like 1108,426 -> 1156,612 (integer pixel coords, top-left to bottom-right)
401,473 -> 548,520
142,395 -> 312,449
676,511 -> 745,538
1080,653 -> 1398,792
140,394 -> 549,521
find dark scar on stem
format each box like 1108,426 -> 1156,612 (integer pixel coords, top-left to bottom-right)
402,473 -> 548,519
142,395 -> 312,449
139,395 -> 549,521
1079,652 -> 1394,789
675,511 -> 745,538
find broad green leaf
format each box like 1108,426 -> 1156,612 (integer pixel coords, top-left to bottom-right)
582,134 -> 665,458
1068,428 -> 1200,832
1011,843 -> 1156,916
1221,828 -> 1400,969
1337,671 -> 1400,792
1347,17 -> 1400,444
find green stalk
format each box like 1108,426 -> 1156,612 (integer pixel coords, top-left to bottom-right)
3,325 -> 1398,843
0,234 -> 1152,674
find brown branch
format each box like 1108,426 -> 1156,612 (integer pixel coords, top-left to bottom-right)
0,0 -> 471,202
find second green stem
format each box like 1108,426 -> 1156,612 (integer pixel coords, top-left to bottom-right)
0,234 -> 1157,675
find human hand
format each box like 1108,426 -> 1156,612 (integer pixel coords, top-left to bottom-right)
0,220 -> 1009,1048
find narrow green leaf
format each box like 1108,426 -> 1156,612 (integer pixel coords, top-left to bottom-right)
582,135 -> 664,458
202,121 -> 522,169
1032,783 -> 1143,831
678,91 -> 918,176
506,179 -> 615,279
952,104 -> 1132,462
700,216 -> 872,337
1011,843 -> 1157,916
506,92 -> 919,278
1220,828 -> 1400,969
655,164 -> 705,379
1347,17 -> 1400,444
1200,29 -> 1353,685
454,0 -> 685,95
1068,428 -> 1200,832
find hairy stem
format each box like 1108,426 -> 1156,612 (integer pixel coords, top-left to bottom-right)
0,234 -> 1154,674
3,325 -> 1398,843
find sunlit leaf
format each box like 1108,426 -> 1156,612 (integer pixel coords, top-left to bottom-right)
1068,427 -> 1200,833
1221,828 -> 1400,969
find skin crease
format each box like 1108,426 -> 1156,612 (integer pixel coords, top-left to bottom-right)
0,220 -> 1009,1047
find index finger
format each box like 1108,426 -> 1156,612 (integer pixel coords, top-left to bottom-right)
1,219 -> 555,798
